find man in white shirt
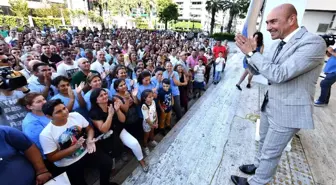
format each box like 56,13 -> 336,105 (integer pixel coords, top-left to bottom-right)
57,49 -> 79,78
5,29 -> 16,44
169,48 -> 179,67
90,50 -> 110,79
20,53 -> 34,80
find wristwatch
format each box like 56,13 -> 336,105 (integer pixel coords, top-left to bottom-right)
247,50 -> 257,58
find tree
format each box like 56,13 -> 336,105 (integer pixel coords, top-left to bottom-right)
206,0 -> 225,35
156,0 -> 172,14
8,0 -> 29,17
158,3 -> 178,30
222,0 -> 249,33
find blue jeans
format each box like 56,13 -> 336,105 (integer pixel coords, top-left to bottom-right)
317,72 -> 336,104
214,71 -> 221,82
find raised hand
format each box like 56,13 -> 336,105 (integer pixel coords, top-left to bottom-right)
132,88 -> 138,97
75,82 -> 85,94
68,86 -> 75,100
44,73 -> 51,87
114,99 -> 122,112
108,104 -> 115,116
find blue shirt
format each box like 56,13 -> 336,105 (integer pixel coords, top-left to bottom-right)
22,113 -> 50,155
51,90 -> 80,111
110,78 -> 133,95
84,88 -> 112,111
324,51 -> 336,73
163,71 -> 180,96
136,82 -> 157,100
0,126 -> 35,185
151,76 -> 162,89
158,88 -> 173,113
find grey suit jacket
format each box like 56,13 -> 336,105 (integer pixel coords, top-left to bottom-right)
249,27 -> 326,129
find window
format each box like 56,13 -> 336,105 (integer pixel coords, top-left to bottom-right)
179,14 -> 183,17
176,2 -> 183,5
191,1 -> 202,5
317,23 -> 330,33
330,14 -> 336,28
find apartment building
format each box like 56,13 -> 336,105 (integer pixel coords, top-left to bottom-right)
174,0 -> 225,32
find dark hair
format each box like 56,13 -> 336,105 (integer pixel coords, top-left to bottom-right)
137,71 -> 151,85
111,65 -> 126,79
90,88 -> 107,110
140,89 -> 153,106
154,67 -> 165,73
18,92 -> 43,108
162,78 -> 170,85
32,62 -> 48,72
41,43 -> 49,48
113,79 -> 126,92
253,31 -> 264,47
52,76 -> 70,87
42,99 -> 64,116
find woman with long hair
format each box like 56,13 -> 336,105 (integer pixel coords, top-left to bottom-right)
236,32 -> 264,90
84,73 -> 112,110
89,88 -> 148,172
174,64 -> 189,112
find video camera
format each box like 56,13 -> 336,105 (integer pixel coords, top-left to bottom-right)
320,34 -> 336,47
0,67 -> 27,90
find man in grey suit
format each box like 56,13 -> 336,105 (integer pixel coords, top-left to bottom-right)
231,4 -> 326,185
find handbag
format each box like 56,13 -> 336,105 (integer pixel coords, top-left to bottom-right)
44,172 -> 71,185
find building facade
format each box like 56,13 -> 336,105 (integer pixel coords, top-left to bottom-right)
174,0 -> 225,32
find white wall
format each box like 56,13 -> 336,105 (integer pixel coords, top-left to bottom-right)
259,0 -> 308,56
302,11 -> 335,34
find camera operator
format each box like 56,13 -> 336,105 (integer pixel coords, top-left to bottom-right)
315,46 -> 336,106
28,63 -> 58,100
0,54 -> 30,129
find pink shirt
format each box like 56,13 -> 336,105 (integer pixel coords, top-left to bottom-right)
187,55 -> 199,69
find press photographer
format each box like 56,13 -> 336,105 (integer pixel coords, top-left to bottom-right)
0,54 -> 30,130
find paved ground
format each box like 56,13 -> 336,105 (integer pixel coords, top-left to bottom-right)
120,49 -> 318,185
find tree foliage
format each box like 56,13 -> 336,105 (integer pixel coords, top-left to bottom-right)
8,0 -> 29,17
156,0 -> 172,14
222,0 -> 249,33
206,0 -> 225,35
158,3 -> 178,30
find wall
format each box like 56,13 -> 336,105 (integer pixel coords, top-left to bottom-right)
301,11 -> 335,34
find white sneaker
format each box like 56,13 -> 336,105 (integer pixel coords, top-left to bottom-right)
144,147 -> 150,156
150,140 -> 158,147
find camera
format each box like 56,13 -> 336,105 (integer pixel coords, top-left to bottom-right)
320,34 -> 336,47
0,67 -> 27,90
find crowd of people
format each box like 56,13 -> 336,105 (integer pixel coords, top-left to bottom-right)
0,25 -> 230,185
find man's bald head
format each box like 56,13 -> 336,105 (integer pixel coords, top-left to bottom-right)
266,3 -> 299,40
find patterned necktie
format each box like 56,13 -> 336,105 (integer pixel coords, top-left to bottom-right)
272,41 -> 286,62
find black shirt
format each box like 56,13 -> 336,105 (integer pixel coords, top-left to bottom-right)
89,101 -> 124,136
40,53 -> 62,66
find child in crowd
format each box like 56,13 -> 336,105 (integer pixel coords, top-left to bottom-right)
141,89 -> 158,156
214,51 -> 225,84
193,58 -> 206,98
158,78 -> 174,136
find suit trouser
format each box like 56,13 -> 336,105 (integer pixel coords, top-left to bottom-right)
249,109 -> 300,185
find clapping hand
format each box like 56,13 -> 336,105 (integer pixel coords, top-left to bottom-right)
44,72 -> 51,87
86,139 -> 96,154
108,104 -> 115,116
114,99 -> 122,112
75,82 -> 85,94
132,88 -> 138,97
235,34 -> 257,55
68,87 -> 75,100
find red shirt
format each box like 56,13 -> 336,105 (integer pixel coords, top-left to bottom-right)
199,55 -> 208,65
213,45 -> 226,59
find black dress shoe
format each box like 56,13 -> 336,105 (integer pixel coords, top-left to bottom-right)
236,84 -> 242,91
239,164 -> 257,175
231,175 -> 249,185
246,84 -> 251,88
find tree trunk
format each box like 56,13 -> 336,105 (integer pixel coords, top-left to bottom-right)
227,10 -> 234,33
99,4 -> 104,29
165,20 -> 168,30
210,7 -> 216,35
